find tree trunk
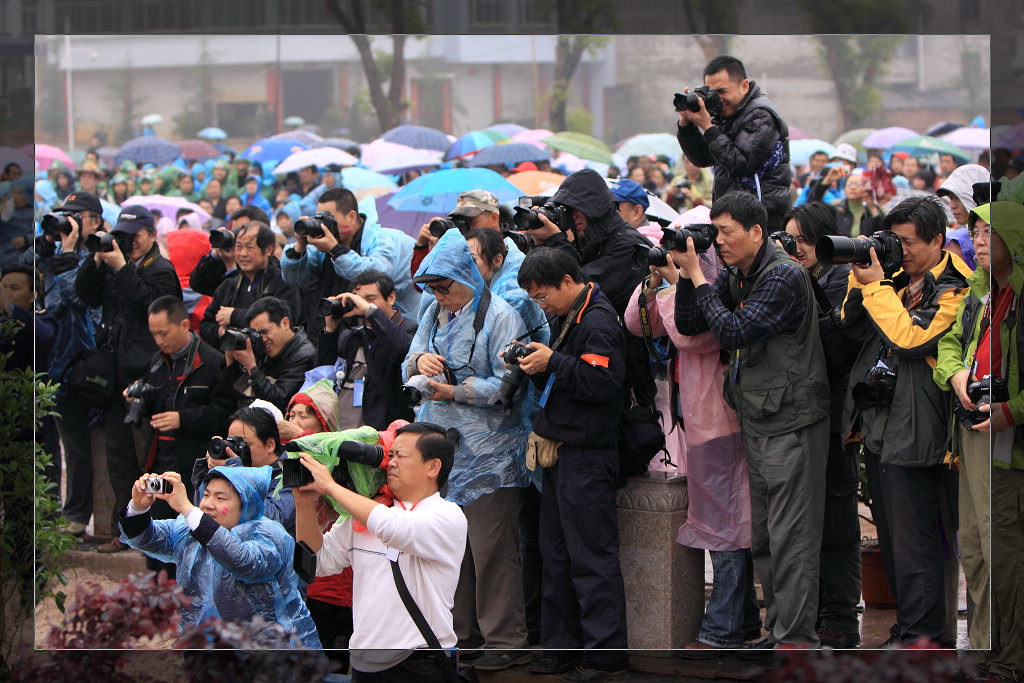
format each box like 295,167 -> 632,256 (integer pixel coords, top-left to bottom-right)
818,36 -> 854,132
549,36 -> 586,132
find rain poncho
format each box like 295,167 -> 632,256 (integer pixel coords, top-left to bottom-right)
120,465 -> 321,648
239,173 -> 272,213
404,229 -> 529,506
274,200 -> 301,236
937,163 -> 989,270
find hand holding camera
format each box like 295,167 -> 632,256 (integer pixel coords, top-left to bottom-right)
416,352 -> 449,377
294,211 -> 340,253
416,222 -> 441,249
94,231 -> 129,270
60,215 -> 81,254
133,472 -> 190,515
849,245 -> 886,285
295,452 -> 336,497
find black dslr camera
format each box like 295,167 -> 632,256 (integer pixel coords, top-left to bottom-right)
280,440 -> 386,490
220,326 -> 261,352
208,435 -> 252,466
953,374 -> 1010,429
124,379 -> 158,425
633,243 -> 672,269
512,196 -> 574,233
319,297 -> 355,318
770,231 -> 798,258
659,223 -> 717,253
85,230 -> 133,254
293,210 -> 338,239
429,214 -> 471,238
815,230 -> 904,277
208,227 -> 236,250
491,341 -> 534,410
673,85 -> 724,121
852,359 -> 898,410
40,211 -> 81,240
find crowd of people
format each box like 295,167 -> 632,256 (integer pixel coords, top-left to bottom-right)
2,52 -> 1023,682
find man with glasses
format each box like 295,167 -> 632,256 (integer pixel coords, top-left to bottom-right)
199,221 -> 301,350
222,296 -> 316,412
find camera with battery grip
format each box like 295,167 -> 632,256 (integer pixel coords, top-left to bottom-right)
512,196 -> 574,233
490,341 -> 534,409
952,374 -> 1010,429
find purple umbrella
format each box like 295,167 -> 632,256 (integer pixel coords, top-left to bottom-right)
116,136 -> 182,167
862,127 -> 920,149
375,191 -> 445,238
122,194 -> 212,224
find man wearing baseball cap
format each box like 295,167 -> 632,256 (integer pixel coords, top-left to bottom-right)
411,189 -> 502,282
610,178 -> 651,228
74,204 -> 183,551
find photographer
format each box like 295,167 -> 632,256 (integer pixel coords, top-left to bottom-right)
75,205 -> 183,549
512,247 -> 630,679
222,296 -> 317,413
294,422 -> 466,680
316,269 -> 417,430
934,202 -> 1024,675
675,55 -> 792,230
673,191 -> 830,647
118,466 -> 320,648
841,195 -> 971,646
410,190 -> 503,286
199,221 -> 301,349
189,206 -> 270,296
404,229 -> 532,667
281,187 -> 419,348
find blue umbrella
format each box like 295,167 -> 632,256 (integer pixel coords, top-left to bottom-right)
375,191 -> 445,238
240,136 -> 310,163
99,198 -> 122,226
340,167 -> 398,191
197,127 -> 228,140
444,130 -> 508,161
467,142 -> 551,168
381,124 -> 451,152
213,143 -> 235,156
115,136 -> 181,167
788,139 -> 837,166
386,168 -> 522,213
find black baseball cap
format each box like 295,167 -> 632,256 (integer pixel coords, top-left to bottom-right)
52,191 -> 102,217
112,205 -> 155,234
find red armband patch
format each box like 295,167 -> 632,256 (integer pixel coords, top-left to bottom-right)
580,353 -> 609,368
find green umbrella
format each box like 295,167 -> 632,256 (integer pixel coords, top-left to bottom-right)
544,131 -> 613,165
832,128 -> 876,152
889,135 -> 970,162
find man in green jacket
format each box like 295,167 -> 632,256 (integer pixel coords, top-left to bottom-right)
934,200 -> 1024,678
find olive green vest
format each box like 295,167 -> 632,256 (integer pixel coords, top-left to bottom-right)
722,245 -> 831,438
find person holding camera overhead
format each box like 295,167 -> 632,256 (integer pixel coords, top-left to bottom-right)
673,191 -> 830,647
199,221 -> 302,349
403,228 -> 533,669
675,55 -> 792,230
75,204 -> 183,551
840,195 -> 971,646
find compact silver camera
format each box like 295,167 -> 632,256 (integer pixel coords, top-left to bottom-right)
145,477 -> 172,494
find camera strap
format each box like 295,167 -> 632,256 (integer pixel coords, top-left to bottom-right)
550,283 -> 595,352
637,276 -> 667,361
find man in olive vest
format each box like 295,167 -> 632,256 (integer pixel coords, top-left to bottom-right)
672,191 -> 830,647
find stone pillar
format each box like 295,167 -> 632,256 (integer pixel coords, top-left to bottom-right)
89,425 -> 114,540
616,472 -> 704,651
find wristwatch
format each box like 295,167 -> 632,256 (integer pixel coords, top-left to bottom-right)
365,303 -> 378,319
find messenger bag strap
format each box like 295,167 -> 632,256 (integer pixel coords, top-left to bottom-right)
389,553 -> 462,683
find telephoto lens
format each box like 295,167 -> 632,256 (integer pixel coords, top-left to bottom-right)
815,230 -> 903,276
659,224 -> 717,253
209,227 -> 235,250
293,216 -> 325,238
318,297 -> 355,318
85,232 -> 116,253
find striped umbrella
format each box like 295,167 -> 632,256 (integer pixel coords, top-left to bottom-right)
116,136 -> 181,167
381,124 -> 451,152
177,139 -> 222,161
467,142 -> 551,168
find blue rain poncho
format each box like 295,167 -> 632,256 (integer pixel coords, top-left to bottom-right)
403,229 -> 529,506
119,465 -> 321,648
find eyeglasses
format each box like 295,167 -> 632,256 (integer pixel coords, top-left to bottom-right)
424,280 -> 453,296
970,227 -> 991,241
529,290 -> 553,304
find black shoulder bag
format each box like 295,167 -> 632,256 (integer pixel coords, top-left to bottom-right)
62,321 -> 120,404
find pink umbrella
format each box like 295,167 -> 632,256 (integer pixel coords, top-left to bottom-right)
862,127 -> 920,149
122,194 -> 212,224
788,126 -> 810,141
941,127 -> 990,150
24,143 -> 76,171
511,128 -> 554,150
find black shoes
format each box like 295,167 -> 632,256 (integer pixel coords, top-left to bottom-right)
529,653 -> 583,675
472,650 -> 534,671
817,625 -> 861,648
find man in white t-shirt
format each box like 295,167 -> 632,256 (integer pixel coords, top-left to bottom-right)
294,422 -> 468,681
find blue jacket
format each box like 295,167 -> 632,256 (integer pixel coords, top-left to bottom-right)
120,465 -> 319,648
239,174 -> 272,213
40,248 -> 101,381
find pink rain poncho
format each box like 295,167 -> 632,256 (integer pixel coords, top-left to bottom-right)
624,207 -> 752,551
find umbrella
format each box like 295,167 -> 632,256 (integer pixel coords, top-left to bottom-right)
941,127 -> 991,150
141,114 -> 163,126
94,146 -> 121,168
994,123 -> 1024,149
240,136 -> 310,163
613,133 -> 681,161
27,144 -> 75,171
177,139 -> 222,161
317,137 -> 361,153
381,124 -> 451,152
507,170 -> 567,195
787,126 -> 810,141
272,129 -> 322,147
387,168 -> 521,213
486,123 -> 528,137
890,135 -> 970,162
544,131 -> 613,165
273,147 -> 359,175
213,143 -> 235,157
788,139 -> 837,166
862,127 -> 920,149
283,116 -> 306,127
99,198 -> 123,226
116,136 -> 181,167
122,194 -> 212,224
0,146 -> 34,174
197,127 -> 228,140
444,130 -> 508,161
537,177 -> 680,226
466,142 -> 551,168
374,190 -> 445,238
511,128 -> 555,149
360,139 -> 443,174
832,128 -> 876,150
549,152 -> 610,177
339,167 -> 398,191
925,122 -> 964,137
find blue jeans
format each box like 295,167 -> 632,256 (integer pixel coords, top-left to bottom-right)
698,548 -> 762,647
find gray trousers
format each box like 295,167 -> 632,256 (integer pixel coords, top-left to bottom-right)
744,418 -> 828,646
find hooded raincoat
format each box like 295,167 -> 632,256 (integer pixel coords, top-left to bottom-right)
404,230 -> 529,506
239,174 -> 272,214
119,465 -> 321,648
936,164 -> 989,271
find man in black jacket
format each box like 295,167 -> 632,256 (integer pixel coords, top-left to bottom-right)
676,55 -> 792,230
199,221 -> 301,349
189,206 -> 271,296
514,247 -> 630,681
75,205 -> 183,548
222,296 -> 316,412
316,269 -> 416,430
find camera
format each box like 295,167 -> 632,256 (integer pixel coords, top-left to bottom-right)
85,231 -> 133,254
633,243 -> 672,269
293,210 -> 337,239
35,234 -> 56,259
512,196 -> 574,233
208,435 -> 252,466
220,326 -> 261,352
491,341 -> 534,410
208,227 -> 235,250
40,211 -> 81,240
319,297 -> 355,319
336,440 -> 386,468
673,85 -> 724,121
146,476 -> 173,494
770,231 -> 798,258
279,444 -> 376,491
403,363 -> 457,406
954,375 -> 1011,428
659,224 -> 717,253
124,379 -> 157,425
852,359 -> 898,410
815,230 -> 904,277
502,229 -> 533,255
429,214 -> 470,238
